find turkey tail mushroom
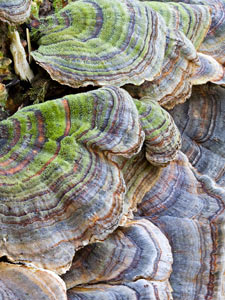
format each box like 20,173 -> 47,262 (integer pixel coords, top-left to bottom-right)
134,99 -> 181,166
146,0 -> 225,64
135,151 -> 225,300
190,53 -> 225,85
62,218 -> 173,288
170,84 -> 225,186
125,0 -> 211,108
0,0 -> 31,24
125,28 -> 199,109
29,0 -> 167,88
0,86 -> 144,274
0,263 -> 67,300
67,280 -> 173,300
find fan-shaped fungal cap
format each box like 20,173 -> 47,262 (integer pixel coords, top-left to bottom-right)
67,280 -> 173,300
135,99 -> 181,166
136,151 -> 225,300
191,53 -> 225,85
0,262 -> 67,299
151,0 -> 225,64
0,86 -> 144,274
170,84 -> 225,186
198,0 -> 225,64
0,0 -> 31,24
137,151 -> 224,220
30,0 -> 167,88
143,0 -> 211,49
125,28 -> 198,109
115,150 -> 161,215
62,218 -> 172,288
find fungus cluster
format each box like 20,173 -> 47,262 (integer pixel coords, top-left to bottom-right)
0,0 -> 224,299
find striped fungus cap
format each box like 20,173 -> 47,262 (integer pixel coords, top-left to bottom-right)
0,0 -> 31,24
0,263 -> 67,299
30,0 -> 167,88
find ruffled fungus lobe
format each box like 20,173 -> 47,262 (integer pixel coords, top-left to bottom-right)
197,0 -> 225,64
142,0 -> 212,49
136,151 -> 225,300
191,53 -> 225,85
0,262 -> 67,299
62,218 -> 172,288
135,99 -> 181,165
125,27 -> 198,109
149,0 -> 225,64
67,280 -> 172,300
170,84 -> 225,186
0,0 -> 31,24
126,0 -> 212,108
0,86 -> 144,274
30,0 -> 167,87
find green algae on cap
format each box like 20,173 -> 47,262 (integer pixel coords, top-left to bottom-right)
134,98 -> 181,166
30,0 -> 167,88
0,0 -> 31,24
0,86 -> 144,274
142,0 -> 211,49
145,0 -> 225,64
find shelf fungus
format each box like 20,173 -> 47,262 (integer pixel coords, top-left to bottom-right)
141,0 -> 212,49
62,218 -> 172,288
0,0 -> 31,24
125,0 -> 213,109
134,99 -> 181,166
0,262 -> 67,299
135,151 -> 225,300
170,84 -> 225,186
149,0 -> 225,64
0,0 -> 224,299
30,0 -> 168,88
196,0 -> 225,65
125,27 -> 198,109
0,86 -> 145,274
191,53 -> 225,85
67,280 -> 173,300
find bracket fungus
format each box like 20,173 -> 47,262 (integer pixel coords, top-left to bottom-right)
0,262 -> 67,299
135,151 -> 225,300
134,99 -> 181,166
0,0 -> 224,299
67,280 -> 173,300
0,0 -> 31,24
170,84 -> 225,186
62,218 -> 172,288
30,0 -> 167,88
0,86 -> 145,274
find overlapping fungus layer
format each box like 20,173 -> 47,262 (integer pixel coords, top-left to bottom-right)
135,151 -> 225,299
30,0 -> 167,87
0,263 -> 67,299
170,84 -> 225,186
0,0 -> 31,24
0,86 -> 145,274
62,218 -> 172,288
67,280 -> 172,300
0,0 -> 224,299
